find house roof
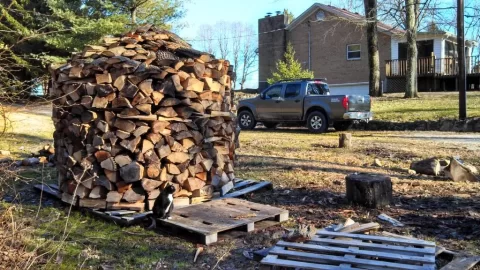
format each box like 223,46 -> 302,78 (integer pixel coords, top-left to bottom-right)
285,3 -> 406,35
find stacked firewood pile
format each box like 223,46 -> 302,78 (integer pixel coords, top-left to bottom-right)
49,25 -> 237,211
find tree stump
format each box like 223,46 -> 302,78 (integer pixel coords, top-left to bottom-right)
339,133 -> 352,148
346,173 -> 392,208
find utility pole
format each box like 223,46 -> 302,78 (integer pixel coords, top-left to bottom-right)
457,0 -> 466,120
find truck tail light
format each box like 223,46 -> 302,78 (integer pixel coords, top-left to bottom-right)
342,96 -> 349,110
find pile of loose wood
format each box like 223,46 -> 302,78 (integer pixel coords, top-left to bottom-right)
49,25 -> 237,211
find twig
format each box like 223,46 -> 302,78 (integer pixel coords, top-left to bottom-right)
212,241 -> 235,270
35,163 -> 45,219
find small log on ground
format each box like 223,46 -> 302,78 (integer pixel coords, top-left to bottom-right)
410,158 -> 440,176
338,133 -> 352,148
346,173 -> 392,208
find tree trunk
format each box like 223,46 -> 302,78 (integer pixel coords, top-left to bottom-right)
404,0 -> 419,98
364,0 -> 381,97
131,8 -> 137,25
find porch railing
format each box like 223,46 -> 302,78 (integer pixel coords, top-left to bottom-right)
386,55 -> 480,77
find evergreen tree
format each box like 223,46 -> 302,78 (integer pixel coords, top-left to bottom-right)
267,43 -> 314,84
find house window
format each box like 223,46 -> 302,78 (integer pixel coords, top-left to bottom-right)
347,44 -> 361,60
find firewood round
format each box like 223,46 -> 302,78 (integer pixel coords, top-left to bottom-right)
346,173 -> 392,208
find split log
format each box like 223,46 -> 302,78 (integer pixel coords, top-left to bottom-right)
123,188 -> 144,203
120,162 -> 144,183
184,177 -> 206,192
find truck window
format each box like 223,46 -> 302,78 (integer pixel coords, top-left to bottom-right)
307,83 -> 330,95
284,84 -> 301,98
263,85 -> 282,99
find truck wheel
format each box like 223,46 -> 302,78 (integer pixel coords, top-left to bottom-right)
307,111 -> 328,133
333,121 -> 353,131
238,110 -> 256,130
263,122 -> 278,129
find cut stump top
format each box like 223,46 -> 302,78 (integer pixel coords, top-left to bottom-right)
346,173 -> 391,183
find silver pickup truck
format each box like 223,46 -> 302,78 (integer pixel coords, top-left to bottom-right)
237,79 -> 372,133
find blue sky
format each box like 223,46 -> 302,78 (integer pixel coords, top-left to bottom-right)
176,0 -> 476,89
177,0 -> 342,88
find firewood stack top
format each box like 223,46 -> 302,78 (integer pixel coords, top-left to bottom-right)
50,25 -> 237,211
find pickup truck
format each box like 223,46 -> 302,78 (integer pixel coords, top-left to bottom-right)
237,79 -> 372,133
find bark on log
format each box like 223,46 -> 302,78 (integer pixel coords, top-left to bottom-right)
346,173 -> 392,208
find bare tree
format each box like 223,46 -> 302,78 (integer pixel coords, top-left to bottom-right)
196,24 -> 216,55
195,22 -> 258,90
230,22 -> 243,89
214,21 -> 230,59
405,0 -> 420,98
239,27 -> 258,90
364,0 -> 381,97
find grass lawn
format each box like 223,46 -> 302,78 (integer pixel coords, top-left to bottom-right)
1,100 -> 480,269
372,92 -> 480,122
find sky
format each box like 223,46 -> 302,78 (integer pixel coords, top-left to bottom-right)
176,0 -> 477,89
177,0 -> 339,89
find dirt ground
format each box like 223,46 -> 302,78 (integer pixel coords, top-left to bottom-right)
1,106 -> 480,268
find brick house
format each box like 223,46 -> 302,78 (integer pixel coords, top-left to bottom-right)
258,3 -> 479,94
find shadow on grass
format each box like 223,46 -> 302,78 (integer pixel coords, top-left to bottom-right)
249,126 -> 339,134
238,154 -> 415,181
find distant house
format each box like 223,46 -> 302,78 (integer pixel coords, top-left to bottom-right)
258,3 -> 479,94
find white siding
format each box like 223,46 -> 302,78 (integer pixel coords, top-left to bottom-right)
329,82 -> 369,95
440,38 -> 445,58
433,37 -> 442,58
390,37 -> 442,59
391,38 -> 399,60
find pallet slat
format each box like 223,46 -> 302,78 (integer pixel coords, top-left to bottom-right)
317,231 -> 436,247
276,241 -> 435,264
261,254 -> 363,270
270,247 -> 433,270
309,237 -> 435,255
222,181 -> 272,198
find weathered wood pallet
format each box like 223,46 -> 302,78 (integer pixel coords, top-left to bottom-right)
159,198 -> 288,245
33,181 -> 282,230
34,183 -> 151,225
221,178 -> 272,198
261,230 -> 436,270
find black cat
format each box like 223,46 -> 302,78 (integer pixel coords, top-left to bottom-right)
148,184 -> 176,229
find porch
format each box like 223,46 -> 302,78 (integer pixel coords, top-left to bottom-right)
385,56 -> 480,92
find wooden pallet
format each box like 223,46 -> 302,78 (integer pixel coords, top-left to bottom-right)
261,230 -> 436,270
221,178 -> 272,198
159,198 -> 288,245
34,183 -> 152,225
